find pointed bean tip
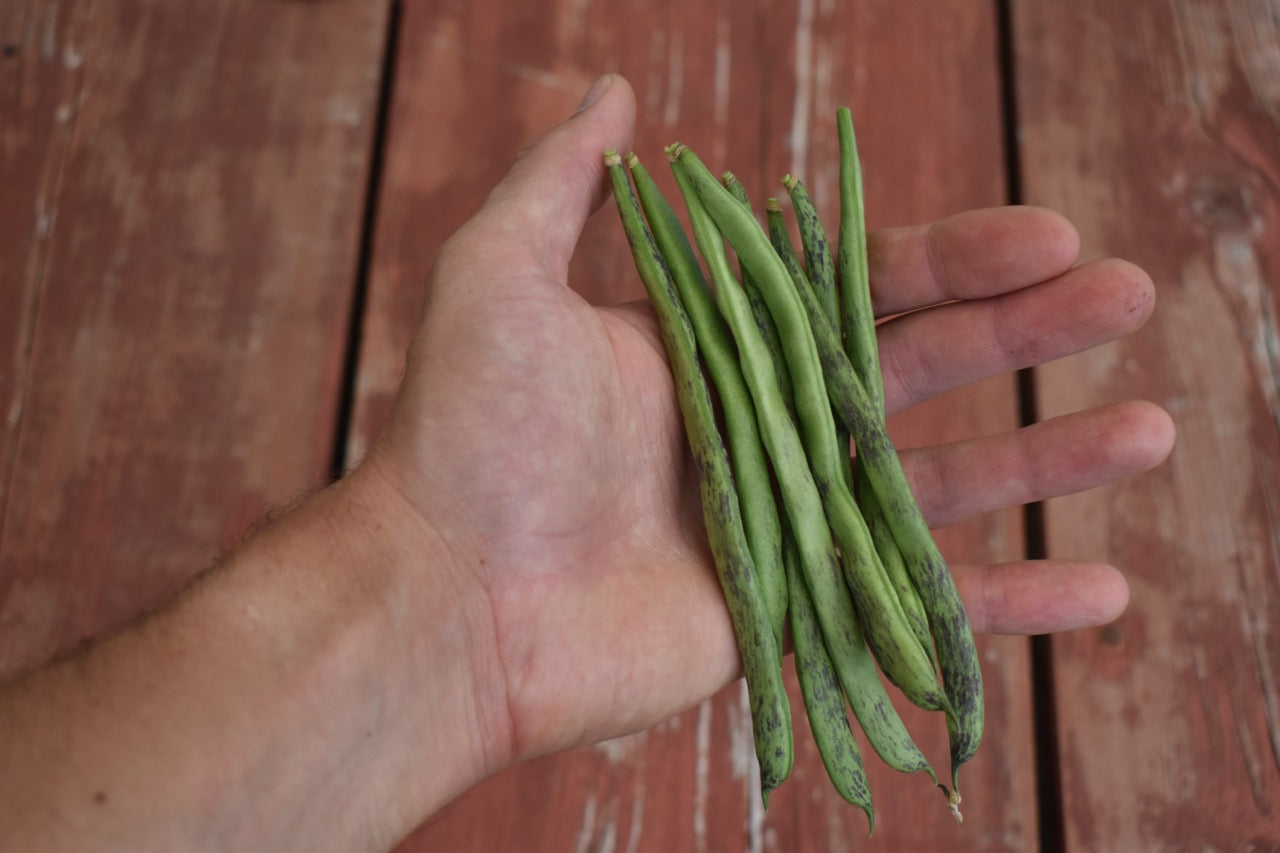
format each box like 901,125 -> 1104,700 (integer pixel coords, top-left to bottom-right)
663,141 -> 687,161
781,173 -> 798,191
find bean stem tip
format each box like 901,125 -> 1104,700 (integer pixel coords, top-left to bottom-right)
936,784 -> 964,824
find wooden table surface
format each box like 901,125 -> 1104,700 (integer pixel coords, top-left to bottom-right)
3,1 -> 1278,850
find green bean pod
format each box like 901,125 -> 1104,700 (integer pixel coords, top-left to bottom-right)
672,146 -> 951,718
836,107 -> 881,410
785,527 -> 874,832
605,152 -> 793,803
770,193 -> 934,667
672,144 -> 981,796
833,108 -> 974,792
765,198 -> 803,286
668,147 -> 936,780
783,174 -> 840,332
721,172 -> 794,412
789,238 -> 980,795
864,496 -> 936,668
626,155 -> 788,657
768,196 -> 856,495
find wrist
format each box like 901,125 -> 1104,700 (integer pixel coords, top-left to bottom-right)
297,454 -> 513,838
0,455 -> 511,853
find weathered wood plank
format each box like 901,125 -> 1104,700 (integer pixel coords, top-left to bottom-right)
0,0 -> 387,678
1015,1 -> 1280,847
357,1 -> 1029,849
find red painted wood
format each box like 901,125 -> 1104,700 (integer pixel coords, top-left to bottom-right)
0,0 -> 387,678
1016,1 -> 1280,847
357,2 -> 1033,849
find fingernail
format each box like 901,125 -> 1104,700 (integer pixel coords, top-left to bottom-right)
576,73 -> 614,114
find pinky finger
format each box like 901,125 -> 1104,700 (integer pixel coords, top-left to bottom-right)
953,560 -> 1130,635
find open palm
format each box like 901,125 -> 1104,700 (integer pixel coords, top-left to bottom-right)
365,75 -> 1174,769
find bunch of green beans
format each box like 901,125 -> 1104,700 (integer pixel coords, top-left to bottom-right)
604,108 -> 980,831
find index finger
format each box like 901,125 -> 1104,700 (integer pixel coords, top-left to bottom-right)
869,206 -> 1082,315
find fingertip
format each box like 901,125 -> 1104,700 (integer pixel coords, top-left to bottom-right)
914,206 -> 1085,306
1074,563 -> 1131,628
1091,257 -> 1157,333
1017,205 -> 1081,275
957,560 -> 1132,635
1106,399 -> 1177,473
475,73 -> 638,269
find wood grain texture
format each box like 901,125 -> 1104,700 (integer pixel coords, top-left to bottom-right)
355,2 -> 1032,849
0,0 -> 387,678
1015,1 -> 1280,848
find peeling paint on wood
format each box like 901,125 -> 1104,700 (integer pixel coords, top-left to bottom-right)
0,0 -> 387,677
1017,0 -> 1280,847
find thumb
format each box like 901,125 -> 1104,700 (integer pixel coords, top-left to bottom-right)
450,73 -> 637,281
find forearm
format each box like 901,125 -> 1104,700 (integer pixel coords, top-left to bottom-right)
0,460 -> 506,852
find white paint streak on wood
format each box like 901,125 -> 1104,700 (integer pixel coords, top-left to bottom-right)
645,28 -> 666,121
810,15 -> 836,211
738,680 -> 764,853
41,4 -> 57,59
713,12 -> 731,130
1256,486 -> 1280,779
1211,228 -> 1280,430
789,0 -> 815,179
692,698 -> 711,852
664,28 -> 684,128
570,792 -> 619,853
501,61 -> 567,92
1228,1 -> 1280,129
574,792 -> 598,853
597,799 -> 619,853
1229,513 -> 1280,812
562,0 -> 590,47
593,729 -> 647,765
1172,0 -> 1230,119
725,681 -> 750,781
623,769 -> 645,853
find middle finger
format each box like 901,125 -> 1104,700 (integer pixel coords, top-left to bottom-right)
878,257 -> 1155,415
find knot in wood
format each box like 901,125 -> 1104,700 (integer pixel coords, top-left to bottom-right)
1187,172 -> 1258,234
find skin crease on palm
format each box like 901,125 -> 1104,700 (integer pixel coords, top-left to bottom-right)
366,73 -> 1176,767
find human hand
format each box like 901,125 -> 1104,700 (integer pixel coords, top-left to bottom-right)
358,74 -> 1174,777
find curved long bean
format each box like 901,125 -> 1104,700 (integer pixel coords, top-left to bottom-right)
669,147 -> 938,780
835,107 -> 880,409
785,529 -> 874,831
773,191 -> 934,668
783,174 -> 839,329
721,173 -> 794,412
605,152 -> 793,803
671,146 -> 951,718
672,143 -> 980,797
834,108 -> 978,796
626,155 -> 788,656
